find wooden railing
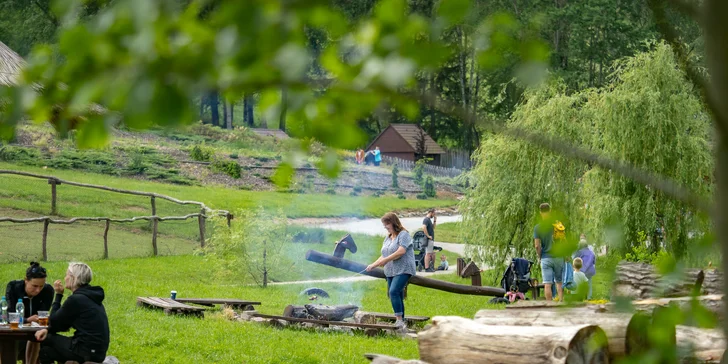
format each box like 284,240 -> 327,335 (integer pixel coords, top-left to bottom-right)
0,170 -> 232,261
379,155 -> 463,178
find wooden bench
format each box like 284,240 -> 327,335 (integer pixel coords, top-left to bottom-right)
173,298 -> 261,311
136,297 -> 205,317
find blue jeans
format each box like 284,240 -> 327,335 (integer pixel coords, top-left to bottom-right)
541,257 -> 564,284
386,274 -> 411,318
587,276 -> 593,300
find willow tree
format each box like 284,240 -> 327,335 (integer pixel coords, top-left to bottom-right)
461,43 -> 713,265
580,44 -> 713,259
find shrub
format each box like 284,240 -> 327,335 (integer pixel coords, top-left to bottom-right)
349,191 -> 358,196
353,184 -> 363,193
211,159 -> 242,179
372,190 -> 384,198
416,193 -> 428,200
414,159 -> 427,185
398,193 -> 407,200
229,153 -> 239,159
326,186 -> 336,195
424,176 -> 436,197
190,144 -> 214,161
392,164 -> 399,189
125,152 -> 148,175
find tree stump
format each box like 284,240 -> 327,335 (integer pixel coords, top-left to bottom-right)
418,316 -> 609,364
474,308 -> 635,359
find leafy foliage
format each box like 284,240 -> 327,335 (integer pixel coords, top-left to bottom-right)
205,209 -> 293,288
189,144 -> 214,162
413,159 -> 426,185
392,163 -> 399,189
424,175 -> 436,197
461,44 -> 712,265
211,159 -> 242,179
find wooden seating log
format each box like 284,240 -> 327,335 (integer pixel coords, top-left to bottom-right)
364,354 -> 429,364
676,326 -> 726,363
418,316 -> 609,364
612,261 -> 723,300
475,308 -> 634,359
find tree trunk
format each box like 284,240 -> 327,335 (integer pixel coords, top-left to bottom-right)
222,99 -> 227,128
279,87 -> 287,132
364,354 -> 429,364
418,316 -> 609,364
225,100 -> 233,130
305,250 -> 506,296
474,309 -> 635,359
209,91 -> 219,127
676,325 -> 726,363
199,95 -> 205,121
283,304 -> 359,321
612,261 -> 722,299
631,295 -> 725,322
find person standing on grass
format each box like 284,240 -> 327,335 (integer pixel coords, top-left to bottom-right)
366,212 -> 416,332
573,234 -> 596,299
373,146 -> 382,166
534,203 -> 564,302
6,262 -> 54,364
35,262 -> 109,364
422,208 -> 437,272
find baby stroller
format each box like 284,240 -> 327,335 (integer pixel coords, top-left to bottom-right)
491,258 -> 534,304
412,231 -> 442,272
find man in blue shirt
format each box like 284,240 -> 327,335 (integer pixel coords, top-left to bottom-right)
534,203 -> 564,301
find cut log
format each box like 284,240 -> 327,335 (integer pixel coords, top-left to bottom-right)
364,354 -> 429,364
305,250 -> 506,297
283,304 -> 359,321
418,316 -> 609,364
474,308 -> 634,359
612,261 -> 723,300
676,326 -> 726,363
631,295 -> 725,321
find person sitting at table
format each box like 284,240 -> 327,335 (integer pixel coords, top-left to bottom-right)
5,261 -> 54,364
35,262 -> 109,364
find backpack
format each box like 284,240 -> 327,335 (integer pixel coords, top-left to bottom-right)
552,221 -> 566,241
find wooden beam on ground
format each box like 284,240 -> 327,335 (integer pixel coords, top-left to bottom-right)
305,250 -> 506,297
249,313 -> 396,330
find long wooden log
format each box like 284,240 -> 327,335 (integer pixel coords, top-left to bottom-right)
632,295 -> 725,321
676,326 -> 726,363
364,354 -> 429,364
418,316 -> 609,364
613,261 -> 723,299
474,308 -> 634,359
305,250 -> 506,297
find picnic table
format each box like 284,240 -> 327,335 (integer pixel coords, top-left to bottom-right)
173,298 -> 260,311
0,325 -> 43,364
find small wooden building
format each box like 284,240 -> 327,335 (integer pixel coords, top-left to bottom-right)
367,124 -> 445,164
0,41 -> 24,86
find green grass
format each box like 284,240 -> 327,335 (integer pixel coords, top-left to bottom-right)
434,222 -> 460,243
0,255 -> 498,363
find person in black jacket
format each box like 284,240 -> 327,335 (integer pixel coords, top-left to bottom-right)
5,261 -> 54,364
35,262 -> 110,364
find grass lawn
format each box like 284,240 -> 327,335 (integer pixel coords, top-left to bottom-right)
434,222 -> 460,243
0,255 -> 499,363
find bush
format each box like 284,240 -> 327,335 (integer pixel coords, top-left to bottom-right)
416,193 -> 428,200
326,187 -> 336,195
229,153 -> 239,159
398,193 -> 407,200
211,159 -> 242,179
353,184 -> 363,193
190,144 -> 214,161
424,176 -> 436,197
125,152 -> 148,175
392,164 -> 399,189
349,191 -> 359,196
414,159 -> 427,185
372,190 -> 384,198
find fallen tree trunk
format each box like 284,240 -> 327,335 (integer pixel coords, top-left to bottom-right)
305,250 -> 506,297
418,316 -> 609,364
676,326 -> 726,363
612,262 -> 723,299
474,308 -> 634,359
364,354 -> 429,364
632,295 -> 724,321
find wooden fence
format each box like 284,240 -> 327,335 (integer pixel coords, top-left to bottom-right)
380,155 -> 463,178
0,170 -> 231,261
440,149 -> 474,170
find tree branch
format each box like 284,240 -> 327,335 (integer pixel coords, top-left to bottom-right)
647,0 -> 728,138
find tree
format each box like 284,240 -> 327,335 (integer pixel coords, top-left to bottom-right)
460,44 -> 712,265
392,164 -> 399,189
205,209 -> 293,288
414,124 -> 427,159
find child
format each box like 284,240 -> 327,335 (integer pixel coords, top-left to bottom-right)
572,257 -> 589,300
436,254 -> 449,271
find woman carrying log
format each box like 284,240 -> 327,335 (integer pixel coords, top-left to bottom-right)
366,212 -> 416,332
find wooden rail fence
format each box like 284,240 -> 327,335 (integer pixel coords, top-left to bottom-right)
380,155 -> 463,178
0,170 -> 232,261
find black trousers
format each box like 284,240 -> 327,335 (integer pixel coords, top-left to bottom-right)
38,334 -> 85,364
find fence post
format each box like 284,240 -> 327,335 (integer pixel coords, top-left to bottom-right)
152,217 -> 158,256
48,179 -> 60,215
198,208 -> 206,248
150,196 -> 156,229
226,213 -> 233,228
41,218 -> 49,261
103,219 -> 110,259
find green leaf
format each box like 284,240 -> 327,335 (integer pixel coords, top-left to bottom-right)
75,115 -> 111,149
271,162 -> 295,188
374,0 -> 406,25
316,150 -> 341,179
437,0 -> 471,25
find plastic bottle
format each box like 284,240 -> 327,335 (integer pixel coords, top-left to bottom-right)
0,297 -> 7,325
16,299 -> 24,328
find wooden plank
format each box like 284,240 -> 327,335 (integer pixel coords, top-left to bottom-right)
137,297 -> 173,309
356,311 -> 429,322
250,313 -> 397,330
174,298 -> 261,306
158,298 -> 204,311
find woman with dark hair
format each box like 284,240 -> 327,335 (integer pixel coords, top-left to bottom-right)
366,212 -> 416,332
5,262 -> 54,363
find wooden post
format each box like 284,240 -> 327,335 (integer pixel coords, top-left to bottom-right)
41,218 -> 49,261
152,217 -> 158,256
226,213 -> 233,227
103,220 -> 110,259
198,208 -> 206,248
150,196 -> 156,229
48,179 -> 60,215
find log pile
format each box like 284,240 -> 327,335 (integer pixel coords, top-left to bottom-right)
612,261 -> 723,299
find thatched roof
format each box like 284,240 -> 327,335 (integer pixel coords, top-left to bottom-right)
0,41 -> 24,86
